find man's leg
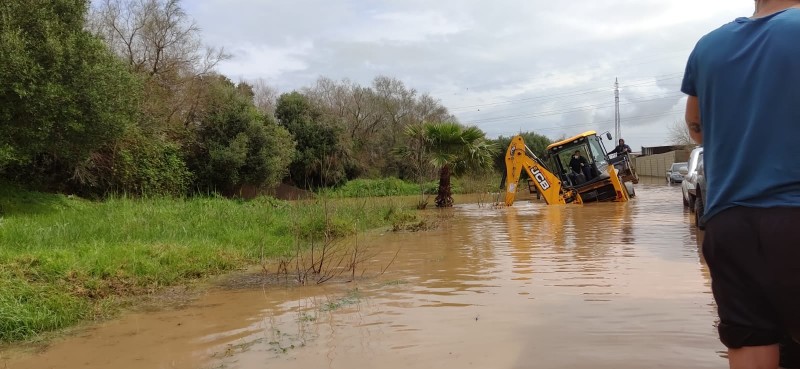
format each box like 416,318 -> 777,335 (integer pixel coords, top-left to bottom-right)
728,345 -> 780,369
758,208 -> 800,369
703,207 -> 783,368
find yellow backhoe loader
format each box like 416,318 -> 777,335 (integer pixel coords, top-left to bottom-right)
499,131 -> 638,206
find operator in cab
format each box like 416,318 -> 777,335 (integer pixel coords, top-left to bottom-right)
608,139 -> 632,157
569,150 -> 592,183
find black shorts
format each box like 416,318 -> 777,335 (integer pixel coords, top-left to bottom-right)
702,206 -> 800,356
782,337 -> 800,369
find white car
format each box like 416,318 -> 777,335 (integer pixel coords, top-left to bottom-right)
680,147 -> 703,210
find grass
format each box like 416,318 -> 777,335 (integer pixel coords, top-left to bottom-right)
455,172 -> 503,194
321,177 -> 436,198
321,174 -> 503,199
319,289 -> 362,312
0,182 -> 421,343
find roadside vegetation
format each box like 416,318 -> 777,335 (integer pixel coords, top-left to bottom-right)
0,0 -> 554,344
0,182 -> 425,342
319,175 -> 499,199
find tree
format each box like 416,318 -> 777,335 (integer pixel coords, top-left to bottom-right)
300,76 -> 456,179
0,0 -> 140,190
249,78 -> 280,117
275,92 -> 352,189
89,0 -> 226,78
423,123 -> 497,208
89,0 -> 230,135
668,120 -> 695,146
492,132 -> 553,174
184,76 -> 295,194
392,124 -> 436,207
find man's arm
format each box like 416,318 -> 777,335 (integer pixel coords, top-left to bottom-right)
685,96 -> 703,144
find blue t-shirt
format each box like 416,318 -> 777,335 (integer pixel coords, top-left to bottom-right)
681,8 -> 800,222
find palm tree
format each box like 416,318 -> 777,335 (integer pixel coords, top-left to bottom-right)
423,122 -> 496,208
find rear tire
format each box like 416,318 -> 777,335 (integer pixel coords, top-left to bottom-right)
695,190 -> 705,230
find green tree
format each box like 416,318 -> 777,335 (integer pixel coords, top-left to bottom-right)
184,76 -> 295,194
275,92 -> 352,189
423,122 -> 497,208
0,0 -> 140,188
492,132 -> 553,173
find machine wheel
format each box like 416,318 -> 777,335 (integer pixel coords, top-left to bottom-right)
682,188 -> 689,207
625,182 -> 636,198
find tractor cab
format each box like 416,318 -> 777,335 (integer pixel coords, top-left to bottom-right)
546,131 -> 611,186
544,131 -> 634,202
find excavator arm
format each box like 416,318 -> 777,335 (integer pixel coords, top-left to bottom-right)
502,135 -> 582,206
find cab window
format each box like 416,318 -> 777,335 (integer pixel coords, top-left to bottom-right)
586,137 -> 608,173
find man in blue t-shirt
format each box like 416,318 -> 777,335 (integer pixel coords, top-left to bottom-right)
681,1 -> 800,368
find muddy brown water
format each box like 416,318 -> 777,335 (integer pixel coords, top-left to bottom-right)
3,178 -> 726,369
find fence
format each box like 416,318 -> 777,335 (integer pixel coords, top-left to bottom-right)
633,150 -> 691,178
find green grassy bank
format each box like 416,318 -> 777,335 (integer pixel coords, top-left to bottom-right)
0,183 -> 419,343
321,175 -> 502,199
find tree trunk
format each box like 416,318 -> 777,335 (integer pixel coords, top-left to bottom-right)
435,164 -> 453,208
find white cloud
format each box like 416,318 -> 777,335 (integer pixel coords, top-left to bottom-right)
218,42 -> 313,83
345,11 -> 468,43
187,0 -> 755,147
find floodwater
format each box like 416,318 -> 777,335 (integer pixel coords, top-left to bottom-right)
3,178 -> 726,369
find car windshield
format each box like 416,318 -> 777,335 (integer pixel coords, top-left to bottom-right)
671,163 -> 686,171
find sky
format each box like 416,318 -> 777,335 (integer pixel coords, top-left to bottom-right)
183,0 -> 755,149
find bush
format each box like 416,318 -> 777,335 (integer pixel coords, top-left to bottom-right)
104,135 -> 192,196
185,76 -> 295,195
275,92 -> 352,189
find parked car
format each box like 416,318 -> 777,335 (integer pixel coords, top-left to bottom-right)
680,146 -> 703,211
694,152 -> 706,230
666,162 -> 687,184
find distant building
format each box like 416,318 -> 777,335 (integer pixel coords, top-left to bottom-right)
638,144 -> 696,157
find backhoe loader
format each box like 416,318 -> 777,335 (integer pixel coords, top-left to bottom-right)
499,131 -> 637,206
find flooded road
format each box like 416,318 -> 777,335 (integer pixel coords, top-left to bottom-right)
3,178 -> 726,369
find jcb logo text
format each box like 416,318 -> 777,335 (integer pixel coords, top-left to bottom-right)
532,168 -> 551,191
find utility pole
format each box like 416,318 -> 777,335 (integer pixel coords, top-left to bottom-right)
614,78 -> 621,141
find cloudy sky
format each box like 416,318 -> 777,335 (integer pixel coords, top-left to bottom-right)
184,0 -> 754,149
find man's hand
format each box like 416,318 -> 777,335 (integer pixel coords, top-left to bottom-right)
685,96 -> 703,144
